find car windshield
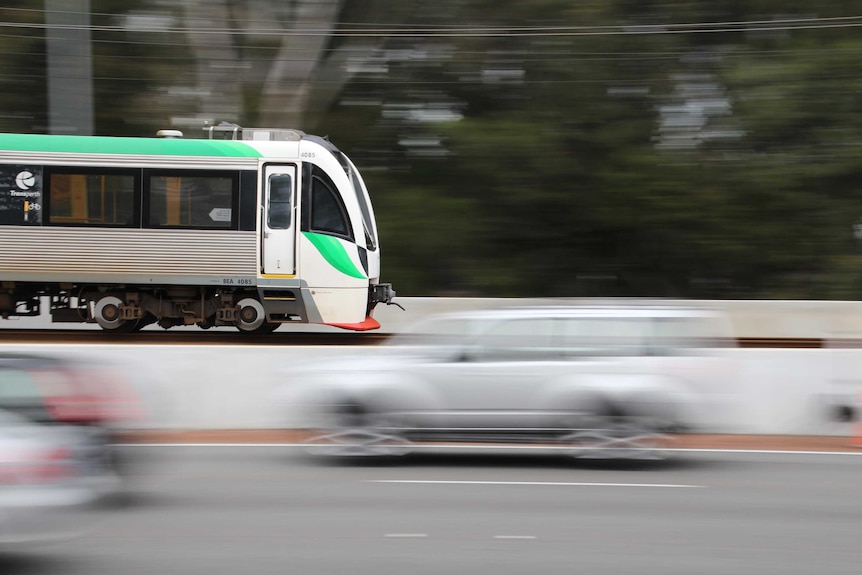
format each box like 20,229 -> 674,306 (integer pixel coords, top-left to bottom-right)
648,316 -> 732,352
0,368 -> 42,402
385,315 -> 478,349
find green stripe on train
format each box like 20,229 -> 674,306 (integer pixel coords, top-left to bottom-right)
302,232 -> 367,279
0,133 -> 262,158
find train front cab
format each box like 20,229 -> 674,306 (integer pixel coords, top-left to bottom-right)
257,136 -> 393,331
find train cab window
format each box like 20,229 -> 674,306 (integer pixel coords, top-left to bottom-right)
267,174 -> 292,230
146,171 -> 237,229
45,169 -> 137,226
337,151 -> 377,250
310,171 -> 351,238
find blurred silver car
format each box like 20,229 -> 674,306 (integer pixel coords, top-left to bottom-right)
0,409 -> 113,546
286,304 -> 739,459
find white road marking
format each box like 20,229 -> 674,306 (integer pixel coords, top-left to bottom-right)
118,444 -> 862,456
365,480 -> 703,488
384,533 -> 428,538
494,535 -> 537,540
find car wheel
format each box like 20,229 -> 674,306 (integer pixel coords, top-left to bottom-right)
304,401 -> 412,459
560,399 -> 670,460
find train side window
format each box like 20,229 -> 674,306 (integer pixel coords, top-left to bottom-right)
309,169 -> 352,239
238,171 -> 257,231
45,168 -> 137,226
146,171 -> 238,229
267,174 -> 292,230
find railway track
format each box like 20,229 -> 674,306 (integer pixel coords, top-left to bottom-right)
0,330 -> 842,348
737,338 -> 824,348
0,329 -> 391,346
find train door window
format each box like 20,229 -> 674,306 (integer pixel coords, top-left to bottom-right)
45,168 -> 138,226
267,174 -> 292,229
308,167 -> 352,239
146,171 -> 238,229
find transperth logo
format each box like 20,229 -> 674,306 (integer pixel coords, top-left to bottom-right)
15,170 -> 36,190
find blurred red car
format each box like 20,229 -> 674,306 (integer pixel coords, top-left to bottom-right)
0,353 -> 145,474
0,353 -> 143,425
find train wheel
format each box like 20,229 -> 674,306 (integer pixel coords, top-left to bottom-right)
234,298 -> 278,334
93,295 -> 139,332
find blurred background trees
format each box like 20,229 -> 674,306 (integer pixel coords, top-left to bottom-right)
1,0 -> 861,299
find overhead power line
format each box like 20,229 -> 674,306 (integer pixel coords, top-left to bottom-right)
2,7 -> 862,30
1,14 -> 862,37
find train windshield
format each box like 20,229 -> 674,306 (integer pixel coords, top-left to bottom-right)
333,151 -> 377,251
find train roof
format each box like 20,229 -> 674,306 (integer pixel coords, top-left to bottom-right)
0,132 -> 273,159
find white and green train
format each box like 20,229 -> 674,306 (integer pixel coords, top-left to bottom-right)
0,124 -> 395,333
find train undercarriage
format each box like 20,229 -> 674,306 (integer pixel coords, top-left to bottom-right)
0,283 -> 305,334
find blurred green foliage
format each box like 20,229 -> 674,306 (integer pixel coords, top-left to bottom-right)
328,0 -> 862,299
1,1 -> 861,299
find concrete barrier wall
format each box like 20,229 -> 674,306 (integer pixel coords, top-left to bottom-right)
372,297 -> 862,339
2,342 -> 860,437
5,297 -> 862,436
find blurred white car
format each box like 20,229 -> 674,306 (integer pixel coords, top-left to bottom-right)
285,304 -> 740,459
0,409 -> 113,546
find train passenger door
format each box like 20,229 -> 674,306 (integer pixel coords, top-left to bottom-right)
262,164 -> 296,275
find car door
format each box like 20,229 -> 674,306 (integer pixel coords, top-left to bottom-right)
419,317 -> 564,430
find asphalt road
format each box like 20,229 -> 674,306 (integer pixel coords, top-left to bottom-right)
3,446 -> 861,575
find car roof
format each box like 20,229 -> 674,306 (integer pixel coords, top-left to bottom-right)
436,304 -> 726,321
